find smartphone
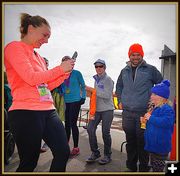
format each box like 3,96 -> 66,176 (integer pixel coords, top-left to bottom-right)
72,51 -> 78,61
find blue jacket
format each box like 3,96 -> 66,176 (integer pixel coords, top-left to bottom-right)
144,104 -> 175,154
62,70 -> 86,103
115,60 -> 163,111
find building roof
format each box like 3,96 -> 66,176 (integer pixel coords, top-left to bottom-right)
159,45 -> 176,59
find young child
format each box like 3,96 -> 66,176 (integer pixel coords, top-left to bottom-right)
141,80 -> 175,172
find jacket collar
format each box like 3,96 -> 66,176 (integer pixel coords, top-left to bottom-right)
93,72 -> 106,83
125,60 -> 147,70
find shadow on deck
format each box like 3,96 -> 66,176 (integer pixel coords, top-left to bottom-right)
3,117 -> 127,173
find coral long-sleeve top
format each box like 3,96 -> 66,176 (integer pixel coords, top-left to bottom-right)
4,41 -> 69,111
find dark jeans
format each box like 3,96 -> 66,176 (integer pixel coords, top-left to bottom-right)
65,101 -> 81,148
8,109 -> 70,172
122,110 -> 149,172
87,110 -> 114,157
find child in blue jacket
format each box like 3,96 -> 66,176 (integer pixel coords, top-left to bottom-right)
141,80 -> 175,172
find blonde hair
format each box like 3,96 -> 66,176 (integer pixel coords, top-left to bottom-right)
20,13 -> 50,39
155,98 -> 172,108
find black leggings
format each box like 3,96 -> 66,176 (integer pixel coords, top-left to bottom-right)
65,102 -> 81,148
8,109 -> 70,172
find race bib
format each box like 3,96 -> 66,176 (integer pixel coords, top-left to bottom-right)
37,83 -> 53,102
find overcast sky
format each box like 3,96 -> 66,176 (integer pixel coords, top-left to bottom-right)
3,3 -> 177,88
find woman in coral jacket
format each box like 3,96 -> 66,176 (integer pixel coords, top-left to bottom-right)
4,13 -> 74,172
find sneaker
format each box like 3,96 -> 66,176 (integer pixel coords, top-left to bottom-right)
98,156 -> 112,165
40,143 -> 49,153
70,147 -> 80,157
86,152 -> 101,163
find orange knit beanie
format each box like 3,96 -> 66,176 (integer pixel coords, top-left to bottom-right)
128,43 -> 144,57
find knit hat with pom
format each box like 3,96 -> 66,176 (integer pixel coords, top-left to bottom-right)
151,80 -> 170,99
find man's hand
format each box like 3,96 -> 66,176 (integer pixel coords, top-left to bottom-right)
118,103 -> 123,110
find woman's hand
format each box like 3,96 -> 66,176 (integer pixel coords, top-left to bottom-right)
60,59 -> 75,73
85,86 -> 94,92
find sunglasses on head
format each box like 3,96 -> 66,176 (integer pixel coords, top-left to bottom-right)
95,65 -> 104,68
